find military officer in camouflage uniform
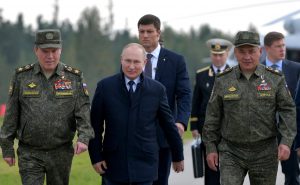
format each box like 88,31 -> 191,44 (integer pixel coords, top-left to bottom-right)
190,38 -> 232,185
202,31 -> 296,185
0,29 -> 94,185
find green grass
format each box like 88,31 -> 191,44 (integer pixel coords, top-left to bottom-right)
0,117 -> 193,184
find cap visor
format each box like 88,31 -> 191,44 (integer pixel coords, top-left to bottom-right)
235,43 -> 260,47
211,50 -> 226,54
38,44 -> 62,49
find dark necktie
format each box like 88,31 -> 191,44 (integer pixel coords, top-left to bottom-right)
271,64 -> 278,70
217,69 -> 221,74
144,53 -> 153,78
128,81 -> 135,94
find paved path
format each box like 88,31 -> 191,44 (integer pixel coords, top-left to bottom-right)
169,140 -> 285,185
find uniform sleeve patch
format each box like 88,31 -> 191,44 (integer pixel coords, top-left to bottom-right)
83,83 -> 89,96
8,82 -> 14,96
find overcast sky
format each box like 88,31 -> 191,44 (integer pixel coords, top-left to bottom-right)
1,0 -> 300,36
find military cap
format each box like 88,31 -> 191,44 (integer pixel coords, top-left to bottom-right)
206,38 -> 232,54
35,29 -> 62,48
234,31 -> 260,47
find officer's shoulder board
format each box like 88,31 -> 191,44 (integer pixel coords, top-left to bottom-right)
15,64 -> 34,74
196,66 -> 210,74
265,66 -> 282,76
64,64 -> 82,76
216,67 -> 233,77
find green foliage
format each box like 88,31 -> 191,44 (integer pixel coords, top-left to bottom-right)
69,152 -> 102,185
0,150 -> 102,185
0,6 -> 242,183
0,6 -> 239,104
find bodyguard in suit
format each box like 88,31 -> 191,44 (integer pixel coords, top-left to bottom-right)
190,38 -> 232,185
137,14 -> 192,185
88,43 -> 184,185
295,80 -> 300,156
263,31 -> 300,185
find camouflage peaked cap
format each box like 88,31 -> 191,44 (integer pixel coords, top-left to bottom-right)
35,29 -> 62,48
206,38 -> 233,54
234,31 -> 260,47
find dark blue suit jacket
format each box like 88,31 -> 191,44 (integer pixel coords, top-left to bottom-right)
263,60 -> 300,98
88,73 -> 183,182
263,60 -> 300,148
155,47 -> 191,147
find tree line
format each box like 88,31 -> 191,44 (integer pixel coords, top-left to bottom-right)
0,6 -> 246,104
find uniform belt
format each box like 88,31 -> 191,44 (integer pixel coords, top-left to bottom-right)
223,137 -> 277,148
19,141 -> 73,151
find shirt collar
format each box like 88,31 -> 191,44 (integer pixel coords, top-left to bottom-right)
266,57 -> 283,70
212,64 -> 226,73
147,44 -> 161,59
125,76 -> 140,85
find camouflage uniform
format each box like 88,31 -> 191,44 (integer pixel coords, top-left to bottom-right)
0,29 -> 94,185
203,63 -> 296,185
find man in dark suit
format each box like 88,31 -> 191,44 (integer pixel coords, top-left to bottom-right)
137,14 -> 192,185
263,31 -> 300,185
190,38 -> 232,185
88,43 -> 184,185
295,80 -> 300,157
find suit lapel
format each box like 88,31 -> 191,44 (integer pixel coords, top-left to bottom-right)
282,60 -> 292,87
155,48 -> 167,81
118,73 -> 131,105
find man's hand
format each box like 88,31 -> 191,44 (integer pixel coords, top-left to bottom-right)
4,157 -> 15,167
172,160 -> 184,173
191,130 -> 200,139
74,141 -> 88,155
93,161 -> 107,175
206,152 -> 218,171
278,144 -> 290,161
176,123 -> 185,138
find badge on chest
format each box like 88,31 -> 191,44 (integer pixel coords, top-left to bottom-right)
257,75 -> 272,98
23,82 -> 40,97
54,78 -> 73,97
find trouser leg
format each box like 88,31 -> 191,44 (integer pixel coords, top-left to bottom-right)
17,147 -> 45,185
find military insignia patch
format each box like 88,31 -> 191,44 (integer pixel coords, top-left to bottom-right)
55,91 -> 73,96
64,65 -> 81,76
83,83 -> 89,96
46,32 -> 54,39
257,83 -> 271,91
28,82 -> 37,88
8,82 -> 14,96
23,90 -> 40,96
224,94 -> 240,100
228,86 -> 237,92
286,84 -> 291,97
16,64 -> 34,73
215,43 -> 221,50
54,79 -> 72,90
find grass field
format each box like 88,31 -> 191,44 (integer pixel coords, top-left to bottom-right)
0,117 -> 193,185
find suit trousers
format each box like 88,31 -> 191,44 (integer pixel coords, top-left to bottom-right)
103,177 -> 152,185
17,144 -> 74,185
281,149 -> 300,185
152,148 -> 172,185
203,143 -> 220,185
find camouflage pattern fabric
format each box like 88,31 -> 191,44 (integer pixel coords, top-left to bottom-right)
17,144 -> 74,185
202,64 -> 296,185
0,62 -> 94,184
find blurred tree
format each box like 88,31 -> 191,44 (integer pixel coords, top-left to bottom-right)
0,5 -> 260,105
